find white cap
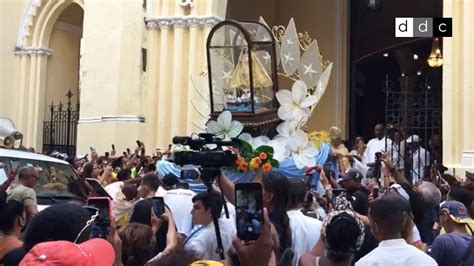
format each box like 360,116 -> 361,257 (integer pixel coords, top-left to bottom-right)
406,135 -> 421,144
390,183 -> 410,201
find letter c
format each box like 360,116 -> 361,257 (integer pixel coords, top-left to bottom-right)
439,23 -> 446,32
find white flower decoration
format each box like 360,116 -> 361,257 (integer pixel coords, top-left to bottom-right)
239,133 -> 270,149
286,129 -> 318,169
206,111 -> 243,140
268,139 -> 290,161
276,120 -> 300,138
276,80 -> 318,122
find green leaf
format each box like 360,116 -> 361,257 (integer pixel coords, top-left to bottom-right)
255,145 -> 274,156
270,159 -> 279,168
238,139 -> 254,158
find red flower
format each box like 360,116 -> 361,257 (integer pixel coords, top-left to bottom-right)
259,152 -> 268,160
262,163 -> 272,172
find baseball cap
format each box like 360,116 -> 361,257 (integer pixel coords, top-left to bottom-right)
406,135 -> 421,144
440,200 -> 473,224
466,171 -> 474,182
390,183 -> 410,201
341,169 -> 363,181
20,239 -> 115,266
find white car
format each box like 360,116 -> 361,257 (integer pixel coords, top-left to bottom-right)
0,148 -> 88,211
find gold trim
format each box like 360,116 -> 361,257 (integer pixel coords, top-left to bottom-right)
241,117 -> 280,126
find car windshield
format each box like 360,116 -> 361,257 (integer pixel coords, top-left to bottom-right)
0,156 -> 87,201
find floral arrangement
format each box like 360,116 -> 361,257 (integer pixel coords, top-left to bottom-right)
308,130 -> 330,149
192,17 -> 333,171
235,140 -> 279,173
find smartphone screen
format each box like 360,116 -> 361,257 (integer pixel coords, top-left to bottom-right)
235,183 -> 263,241
331,189 -> 347,207
152,197 -> 165,216
86,198 -> 111,239
180,169 -> 199,180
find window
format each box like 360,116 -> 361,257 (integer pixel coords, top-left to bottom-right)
142,48 -> 147,72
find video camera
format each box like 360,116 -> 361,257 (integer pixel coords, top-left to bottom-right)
172,133 -> 238,169
172,133 -> 239,260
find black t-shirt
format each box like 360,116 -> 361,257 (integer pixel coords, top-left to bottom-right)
352,225 -> 378,265
2,247 -> 27,266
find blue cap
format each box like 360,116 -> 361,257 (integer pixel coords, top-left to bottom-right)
440,200 -> 472,224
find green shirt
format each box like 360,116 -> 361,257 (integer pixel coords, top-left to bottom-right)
7,184 -> 37,207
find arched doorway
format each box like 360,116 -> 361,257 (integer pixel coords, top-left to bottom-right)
15,0 -> 83,153
42,3 -> 83,155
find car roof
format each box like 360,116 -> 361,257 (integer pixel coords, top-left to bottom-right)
0,148 -> 69,165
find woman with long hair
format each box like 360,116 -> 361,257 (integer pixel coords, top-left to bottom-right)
260,172 -> 292,259
119,223 -> 156,266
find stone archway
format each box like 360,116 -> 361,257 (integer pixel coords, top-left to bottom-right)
15,0 -> 84,150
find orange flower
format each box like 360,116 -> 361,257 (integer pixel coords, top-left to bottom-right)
252,157 -> 262,165
235,156 -> 244,165
239,162 -> 249,171
259,152 -> 268,160
262,163 -> 272,172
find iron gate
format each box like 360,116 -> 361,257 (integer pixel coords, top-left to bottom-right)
43,90 -> 79,156
383,75 -> 442,183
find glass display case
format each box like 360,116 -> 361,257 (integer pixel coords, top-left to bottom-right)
207,20 -> 279,118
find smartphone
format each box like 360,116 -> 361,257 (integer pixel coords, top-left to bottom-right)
235,183 -> 264,241
331,189 -> 346,207
83,206 -> 99,217
136,140 -> 141,147
112,144 -> 115,150
151,197 -> 165,216
304,174 -> 313,189
86,197 -> 112,239
373,188 -> 379,199
180,169 -> 199,180
86,178 -> 113,199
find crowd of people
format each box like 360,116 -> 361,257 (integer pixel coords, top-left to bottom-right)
0,125 -> 473,266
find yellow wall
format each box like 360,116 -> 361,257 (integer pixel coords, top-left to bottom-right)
443,0 -> 474,175
0,0 -> 27,123
44,27 -> 80,117
76,0 -> 145,154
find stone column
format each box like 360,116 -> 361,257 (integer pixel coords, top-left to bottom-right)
443,0 -> 474,173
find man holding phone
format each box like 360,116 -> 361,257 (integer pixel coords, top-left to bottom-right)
185,191 -> 235,261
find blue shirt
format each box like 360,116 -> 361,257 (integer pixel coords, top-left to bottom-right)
430,232 -> 473,266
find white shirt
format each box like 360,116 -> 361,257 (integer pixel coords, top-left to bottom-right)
363,137 -> 392,165
155,186 -> 167,197
163,188 -> 196,236
288,210 -> 322,266
184,219 -> 235,261
409,147 -> 430,183
355,239 -> 437,266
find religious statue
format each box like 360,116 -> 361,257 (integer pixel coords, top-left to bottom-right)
329,126 -> 351,174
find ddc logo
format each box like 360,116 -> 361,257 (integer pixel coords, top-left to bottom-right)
395,17 -> 452,37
